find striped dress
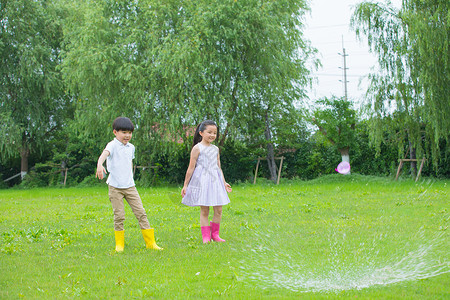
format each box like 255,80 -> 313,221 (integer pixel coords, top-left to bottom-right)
182,143 -> 230,207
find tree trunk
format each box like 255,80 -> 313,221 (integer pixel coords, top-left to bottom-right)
338,147 -> 350,163
338,147 -> 350,174
265,112 -> 277,182
20,145 -> 29,180
218,123 -> 229,147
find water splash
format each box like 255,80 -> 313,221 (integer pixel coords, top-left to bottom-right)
238,231 -> 449,293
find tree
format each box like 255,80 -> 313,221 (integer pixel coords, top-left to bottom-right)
60,0 -> 316,171
402,0 -> 449,143
0,0 -> 69,178
312,96 -> 357,165
351,0 -> 449,173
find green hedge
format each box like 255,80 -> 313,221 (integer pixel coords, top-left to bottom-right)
3,127 -> 450,188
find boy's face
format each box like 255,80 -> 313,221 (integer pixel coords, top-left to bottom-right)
113,130 -> 133,145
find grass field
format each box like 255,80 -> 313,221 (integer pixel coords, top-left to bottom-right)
0,174 -> 449,299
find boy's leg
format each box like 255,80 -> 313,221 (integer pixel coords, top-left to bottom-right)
123,186 -> 150,229
109,186 -> 126,251
123,187 -> 162,250
108,186 -> 126,231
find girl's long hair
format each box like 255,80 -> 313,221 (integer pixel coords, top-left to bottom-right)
192,120 -> 218,148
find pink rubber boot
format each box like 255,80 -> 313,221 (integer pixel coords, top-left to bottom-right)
201,226 -> 211,243
210,222 -> 225,242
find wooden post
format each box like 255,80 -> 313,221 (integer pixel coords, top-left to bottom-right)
415,158 -> 425,182
396,158 -> 425,181
254,156 -> 284,184
253,158 -> 261,184
133,165 -> 160,183
3,173 -> 22,182
395,160 -> 404,180
276,157 -> 284,185
63,168 -> 68,186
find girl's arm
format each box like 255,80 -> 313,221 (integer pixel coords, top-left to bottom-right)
96,150 -> 110,180
181,146 -> 200,197
217,152 -> 232,193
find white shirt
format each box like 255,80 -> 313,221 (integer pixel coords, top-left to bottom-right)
105,138 -> 135,188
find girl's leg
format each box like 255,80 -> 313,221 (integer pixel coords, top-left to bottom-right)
200,206 -> 210,227
211,206 -> 225,242
200,206 -> 211,243
212,206 -> 223,223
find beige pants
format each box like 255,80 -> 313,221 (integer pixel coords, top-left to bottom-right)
108,185 -> 150,231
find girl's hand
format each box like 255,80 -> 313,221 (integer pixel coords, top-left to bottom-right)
181,186 -> 187,198
225,182 -> 232,193
96,166 -> 107,180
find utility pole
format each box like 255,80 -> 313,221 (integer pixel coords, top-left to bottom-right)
339,36 -> 349,101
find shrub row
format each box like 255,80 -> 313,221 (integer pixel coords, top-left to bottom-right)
2,126 -> 449,188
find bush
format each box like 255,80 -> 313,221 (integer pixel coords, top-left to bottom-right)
0,176 -> 8,189
3,122 -> 448,189
137,143 -> 190,186
78,174 -> 104,187
18,163 -> 64,188
221,139 -> 255,183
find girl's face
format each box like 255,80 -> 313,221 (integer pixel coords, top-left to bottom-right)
199,125 -> 217,144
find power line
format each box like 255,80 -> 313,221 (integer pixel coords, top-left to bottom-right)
312,74 -> 365,78
306,24 -> 350,30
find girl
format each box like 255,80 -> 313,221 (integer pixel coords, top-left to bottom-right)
181,120 -> 232,243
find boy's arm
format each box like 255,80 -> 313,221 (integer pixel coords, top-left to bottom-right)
96,150 -> 110,180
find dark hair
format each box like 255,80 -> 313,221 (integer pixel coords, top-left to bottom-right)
193,120 -> 218,147
112,117 -> 134,132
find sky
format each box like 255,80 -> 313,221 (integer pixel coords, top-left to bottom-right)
303,0 -> 402,108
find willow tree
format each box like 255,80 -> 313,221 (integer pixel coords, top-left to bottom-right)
60,0 -> 316,171
351,0 -> 449,173
0,0 -> 69,178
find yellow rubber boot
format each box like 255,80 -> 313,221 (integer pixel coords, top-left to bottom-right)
141,228 -> 163,250
114,230 -> 125,252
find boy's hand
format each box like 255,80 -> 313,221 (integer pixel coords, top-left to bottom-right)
96,166 -> 107,180
225,182 -> 232,193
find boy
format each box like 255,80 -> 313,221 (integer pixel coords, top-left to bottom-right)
96,117 -> 162,251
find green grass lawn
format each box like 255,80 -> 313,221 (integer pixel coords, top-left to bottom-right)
0,174 -> 449,299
